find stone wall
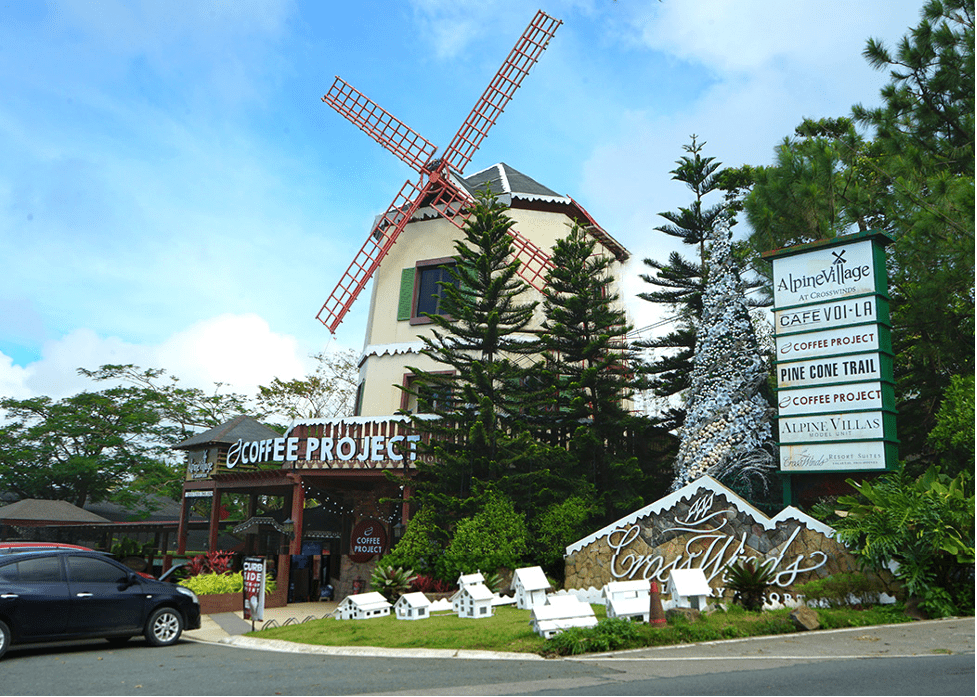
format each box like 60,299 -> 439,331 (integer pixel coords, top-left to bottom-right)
564,476 -> 894,602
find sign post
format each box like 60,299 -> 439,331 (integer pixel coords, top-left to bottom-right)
242,556 -> 266,629
762,230 -> 897,504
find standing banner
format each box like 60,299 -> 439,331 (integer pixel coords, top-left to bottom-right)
243,556 -> 266,623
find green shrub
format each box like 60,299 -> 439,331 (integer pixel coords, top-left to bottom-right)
442,488 -> 528,580
381,507 -> 447,578
545,617 -> 640,656
179,571 -> 276,596
832,466 -> 975,617
796,573 -> 884,607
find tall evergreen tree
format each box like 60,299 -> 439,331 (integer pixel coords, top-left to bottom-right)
743,0 -> 974,470
403,189 -> 542,518
638,137 -> 736,430
538,224 -> 658,519
673,217 -> 775,494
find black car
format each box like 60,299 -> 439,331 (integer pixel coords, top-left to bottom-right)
0,549 -> 201,659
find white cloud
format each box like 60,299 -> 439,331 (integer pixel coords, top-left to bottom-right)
0,314 -> 315,402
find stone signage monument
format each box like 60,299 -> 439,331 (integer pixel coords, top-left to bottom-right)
564,477 -> 885,604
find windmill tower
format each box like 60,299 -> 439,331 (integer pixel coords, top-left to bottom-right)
317,11 -> 630,417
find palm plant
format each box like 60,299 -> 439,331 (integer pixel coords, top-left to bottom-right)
724,558 -> 776,611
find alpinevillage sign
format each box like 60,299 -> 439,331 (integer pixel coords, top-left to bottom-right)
762,231 -> 897,476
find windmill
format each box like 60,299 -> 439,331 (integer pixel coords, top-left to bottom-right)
316,10 -> 564,334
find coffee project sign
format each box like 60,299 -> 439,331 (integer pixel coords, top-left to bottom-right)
349,519 -> 387,563
763,231 -> 897,474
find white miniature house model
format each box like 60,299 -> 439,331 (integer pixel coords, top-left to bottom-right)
512,566 -> 550,610
456,572 -> 485,590
530,595 -> 597,639
452,582 -> 495,619
666,569 -> 713,610
335,591 -> 392,620
602,580 -> 651,622
394,592 -> 431,621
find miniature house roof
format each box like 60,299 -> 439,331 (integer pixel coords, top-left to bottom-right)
531,596 -> 595,622
457,572 -> 485,587
345,592 -> 392,609
603,580 -> 649,596
513,566 -> 550,592
395,592 -> 431,608
461,583 -> 495,602
668,569 -> 712,597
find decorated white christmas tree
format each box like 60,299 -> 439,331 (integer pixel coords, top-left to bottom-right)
672,216 -> 774,492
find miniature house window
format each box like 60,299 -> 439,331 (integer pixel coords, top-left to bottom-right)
398,258 -> 460,324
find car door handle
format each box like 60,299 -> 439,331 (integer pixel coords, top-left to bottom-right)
75,592 -> 94,598
1,593 -> 18,599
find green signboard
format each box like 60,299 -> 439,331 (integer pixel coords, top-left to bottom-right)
762,230 -> 897,475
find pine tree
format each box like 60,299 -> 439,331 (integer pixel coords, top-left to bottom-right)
538,223 -> 655,518
672,217 -> 775,494
638,137 -> 728,430
403,189 -> 541,517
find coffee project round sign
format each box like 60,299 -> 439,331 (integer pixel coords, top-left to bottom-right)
349,519 -> 387,563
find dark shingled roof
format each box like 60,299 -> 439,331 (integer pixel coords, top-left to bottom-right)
172,415 -> 281,451
459,163 -> 564,201
0,499 -> 111,523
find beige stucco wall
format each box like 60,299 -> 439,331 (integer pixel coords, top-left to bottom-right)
357,205 -> 628,417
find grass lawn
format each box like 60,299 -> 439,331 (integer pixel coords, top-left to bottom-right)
249,602 -> 915,656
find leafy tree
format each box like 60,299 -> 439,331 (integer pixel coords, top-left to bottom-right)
743,1 -> 974,467
441,487 -> 528,579
832,466 -> 975,618
672,217 -> 775,495
403,189 -> 541,518
0,388 -> 181,510
256,348 -> 359,425
80,364 -> 252,438
927,373 -> 975,478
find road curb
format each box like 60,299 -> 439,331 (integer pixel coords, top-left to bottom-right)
221,635 -> 547,660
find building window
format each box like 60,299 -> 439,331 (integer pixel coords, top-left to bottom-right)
398,258 -> 460,324
401,372 -> 454,414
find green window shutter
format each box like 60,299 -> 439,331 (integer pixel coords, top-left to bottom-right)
398,267 -> 416,320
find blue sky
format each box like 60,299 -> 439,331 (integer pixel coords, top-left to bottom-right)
0,0 -> 924,402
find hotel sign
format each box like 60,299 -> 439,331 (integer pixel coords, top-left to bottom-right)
763,231 -> 897,474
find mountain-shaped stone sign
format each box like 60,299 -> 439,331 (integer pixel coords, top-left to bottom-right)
564,476 -> 879,603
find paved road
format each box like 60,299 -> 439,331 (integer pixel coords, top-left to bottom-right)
0,618 -> 972,695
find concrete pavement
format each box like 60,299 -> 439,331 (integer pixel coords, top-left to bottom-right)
183,600 -> 974,664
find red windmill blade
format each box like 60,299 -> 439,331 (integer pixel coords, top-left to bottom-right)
442,10 -> 562,174
317,10 -> 562,333
322,77 -> 437,173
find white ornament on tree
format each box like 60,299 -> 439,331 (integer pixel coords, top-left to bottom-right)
672,216 -> 774,493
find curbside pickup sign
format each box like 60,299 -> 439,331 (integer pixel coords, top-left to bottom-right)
243,556 -> 266,622
763,231 -> 897,474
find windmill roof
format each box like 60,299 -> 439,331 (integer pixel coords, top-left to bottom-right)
460,163 -> 565,203
463,163 -> 629,262
172,415 -> 282,450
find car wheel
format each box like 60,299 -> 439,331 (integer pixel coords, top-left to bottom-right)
0,619 -> 10,660
144,607 -> 183,646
